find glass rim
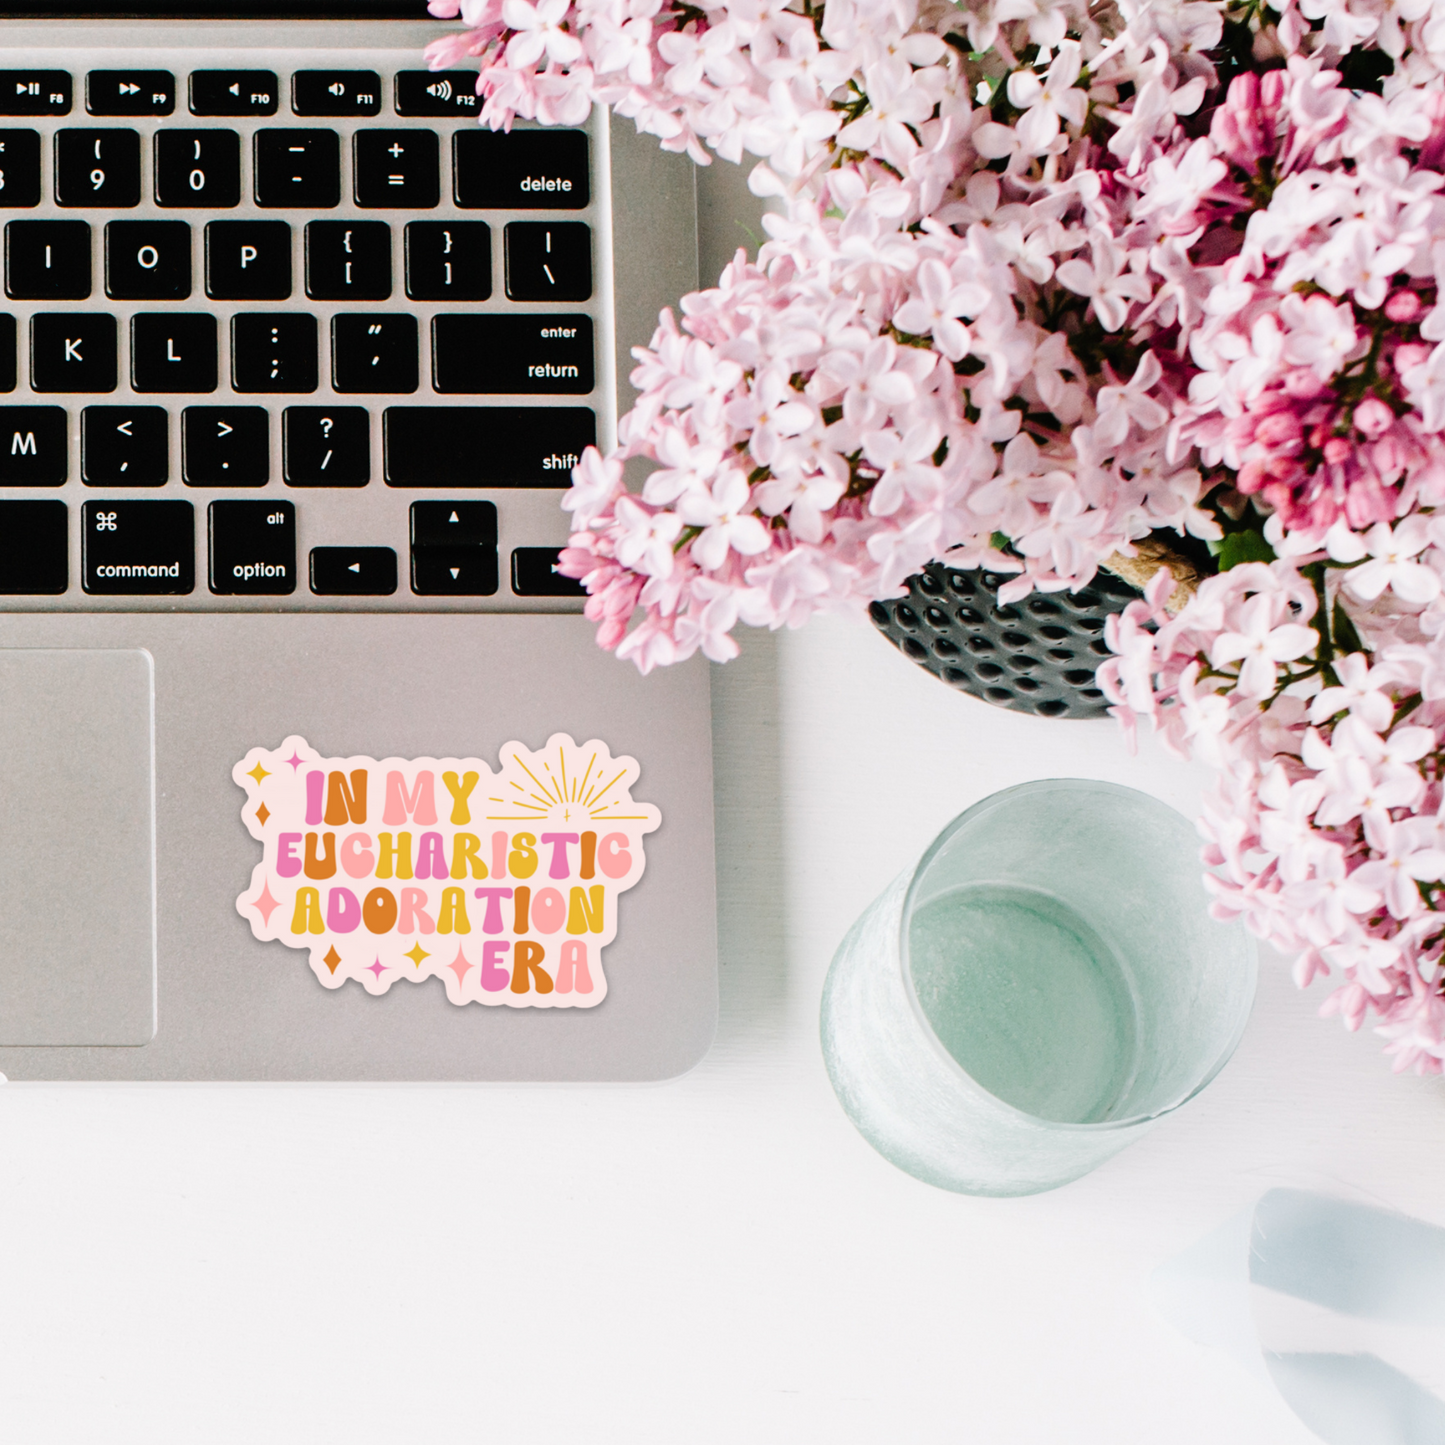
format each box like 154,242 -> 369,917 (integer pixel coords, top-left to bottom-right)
897,777 -> 1256,1134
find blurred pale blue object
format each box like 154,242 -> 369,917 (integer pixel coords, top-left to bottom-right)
819,779 -> 1257,1195
1154,1189 -> 1445,1444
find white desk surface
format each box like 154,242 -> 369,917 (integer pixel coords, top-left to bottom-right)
1,607 -> 1439,1442
0,155 -> 1434,1442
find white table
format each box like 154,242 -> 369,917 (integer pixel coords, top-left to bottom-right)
1,607 -> 1438,1441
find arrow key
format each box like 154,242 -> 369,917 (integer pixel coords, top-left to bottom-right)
82,405 -> 167,485
182,405 -> 269,486
411,545 -> 497,596
311,545 -> 397,596
410,500 -> 495,548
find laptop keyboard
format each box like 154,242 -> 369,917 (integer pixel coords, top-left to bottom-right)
0,58 -> 605,611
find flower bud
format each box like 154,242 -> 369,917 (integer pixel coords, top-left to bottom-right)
1353,398 -> 1395,439
1283,367 -> 1326,399
1396,343 -> 1432,375
1385,289 -> 1423,323
1323,436 -> 1353,465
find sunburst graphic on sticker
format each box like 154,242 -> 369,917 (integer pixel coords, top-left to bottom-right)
232,734 -> 660,1008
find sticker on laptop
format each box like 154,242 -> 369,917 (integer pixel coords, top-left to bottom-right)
233,734 -> 660,1008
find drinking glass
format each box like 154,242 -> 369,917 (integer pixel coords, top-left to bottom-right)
820,779 -> 1257,1196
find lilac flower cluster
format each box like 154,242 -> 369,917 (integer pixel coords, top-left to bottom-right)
427,0 -> 1445,1069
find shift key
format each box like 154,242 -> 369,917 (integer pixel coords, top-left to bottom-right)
432,313 -> 592,395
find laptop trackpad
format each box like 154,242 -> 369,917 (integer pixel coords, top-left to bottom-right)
0,650 -> 155,1046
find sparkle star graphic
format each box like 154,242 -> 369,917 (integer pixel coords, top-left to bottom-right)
446,948 -> 474,985
246,762 -> 270,784
404,942 -> 430,968
285,750 -> 305,772
366,957 -> 388,979
254,802 -> 270,826
322,946 -> 342,975
252,879 -> 280,926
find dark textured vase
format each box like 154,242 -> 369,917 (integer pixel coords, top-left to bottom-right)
869,561 -> 1141,719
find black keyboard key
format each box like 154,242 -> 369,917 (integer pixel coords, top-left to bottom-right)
411,500 -> 499,596
405,221 -> 489,301
183,406 -> 269,486
0,405 -> 67,484
413,547 -> 498,596
283,405 -> 369,486
254,129 -> 339,208
384,406 -> 595,487
505,221 -> 591,302
83,499 -> 192,594
332,313 -> 417,394
454,129 -> 588,209
233,313 -> 317,393
205,219 -> 290,299
432,313 -> 592,394
105,220 -> 191,300
6,220 -> 90,298
0,73 -> 71,117
190,70 -> 278,117
354,129 -> 438,209
294,71 -> 381,117
0,312 -> 13,392
0,130 -> 40,207
155,129 -> 240,208
311,546 -> 396,595
55,128 -> 140,208
394,71 -> 480,118
81,405 -> 168,485
0,499 -> 66,593
513,546 -> 585,596
132,312 -> 216,393
87,71 -> 174,117
411,500 -> 496,547
209,499 -> 296,595
305,220 -> 390,300
32,312 -> 116,393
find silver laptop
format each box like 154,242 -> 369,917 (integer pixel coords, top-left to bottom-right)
0,3 -> 717,1080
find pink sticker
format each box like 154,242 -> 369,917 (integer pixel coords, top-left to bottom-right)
233,734 -> 661,1008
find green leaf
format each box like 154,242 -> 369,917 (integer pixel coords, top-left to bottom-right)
1217,529 -> 1275,570
990,531 -> 1011,552
1332,598 -> 1365,657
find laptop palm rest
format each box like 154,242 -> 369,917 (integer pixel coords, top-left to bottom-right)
0,649 -> 155,1046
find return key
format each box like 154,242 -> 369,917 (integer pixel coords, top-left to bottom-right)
431,313 -> 593,395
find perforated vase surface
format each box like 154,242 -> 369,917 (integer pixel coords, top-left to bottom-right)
869,561 -> 1141,720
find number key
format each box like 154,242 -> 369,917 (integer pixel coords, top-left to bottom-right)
155,129 -> 240,208
55,128 -> 140,207
0,130 -> 40,208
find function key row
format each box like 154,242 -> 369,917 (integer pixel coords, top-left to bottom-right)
0,497 -> 582,599
1,219 -> 589,302
0,310 -> 594,395
0,128 -> 588,211
0,70 -> 491,120
0,404 -> 595,487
